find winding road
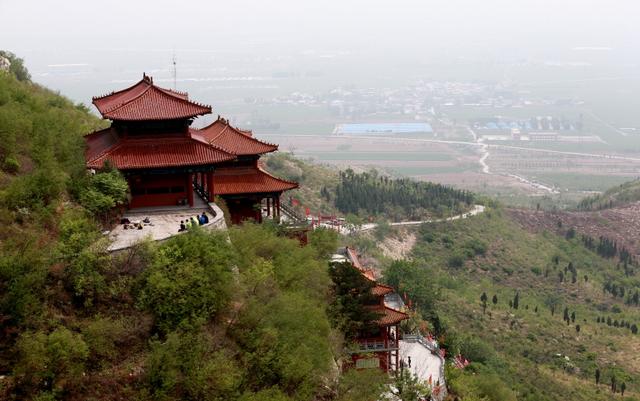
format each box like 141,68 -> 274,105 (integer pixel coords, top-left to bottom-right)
341,204 -> 485,234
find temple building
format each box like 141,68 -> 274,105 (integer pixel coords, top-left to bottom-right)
337,247 -> 409,372
84,74 -> 297,224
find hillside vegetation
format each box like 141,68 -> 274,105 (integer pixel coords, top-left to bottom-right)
0,65 -> 397,401
577,179 -> 640,211
265,153 -> 475,221
379,209 -> 640,401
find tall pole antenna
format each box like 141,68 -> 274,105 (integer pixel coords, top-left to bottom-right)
172,53 -> 177,90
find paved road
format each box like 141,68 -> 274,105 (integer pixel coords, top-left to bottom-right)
352,204 -> 485,233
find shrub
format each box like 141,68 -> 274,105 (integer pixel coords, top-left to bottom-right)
138,229 -> 235,332
56,210 -> 107,306
2,155 -> 20,173
465,238 -> 488,256
459,337 -> 497,365
81,317 -> 127,366
79,170 -> 128,215
2,168 -> 63,210
146,330 -> 241,400
448,252 -> 465,268
307,227 -> 338,259
14,327 -> 88,391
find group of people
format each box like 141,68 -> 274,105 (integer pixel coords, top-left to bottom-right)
179,212 -> 209,232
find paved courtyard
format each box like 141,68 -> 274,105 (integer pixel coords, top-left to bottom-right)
107,203 -> 225,251
399,339 -> 443,386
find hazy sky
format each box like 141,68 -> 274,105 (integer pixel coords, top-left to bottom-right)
2,0 -> 639,107
1,0 -> 638,55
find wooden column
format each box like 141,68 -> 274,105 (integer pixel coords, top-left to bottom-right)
207,172 -> 215,201
266,197 -> 271,217
395,325 -> 400,371
275,196 -> 280,217
187,173 -> 194,207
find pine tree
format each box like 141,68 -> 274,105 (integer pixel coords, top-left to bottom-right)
480,292 -> 488,314
492,294 -> 498,306
513,292 -> 520,310
595,368 -> 600,385
611,375 -> 617,393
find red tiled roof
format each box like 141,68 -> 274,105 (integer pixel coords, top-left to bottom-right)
212,167 -> 298,195
346,247 -> 377,281
85,131 -> 235,170
92,74 -> 211,121
368,305 -> 409,326
85,128 -> 119,164
372,283 -> 394,297
346,247 -> 363,269
194,119 -> 277,155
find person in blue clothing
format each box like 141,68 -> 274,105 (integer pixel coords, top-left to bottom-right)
201,212 -> 209,224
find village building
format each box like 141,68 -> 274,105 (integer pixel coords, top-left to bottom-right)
84,74 -> 297,224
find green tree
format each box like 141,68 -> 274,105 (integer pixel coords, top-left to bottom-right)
307,227 -> 338,259
79,169 -> 128,217
0,50 -> 31,81
384,260 -> 439,320
138,229 -> 235,332
329,261 -> 382,339
544,294 -> 561,316
14,327 -> 89,392
390,367 -> 430,401
595,368 -> 600,385
480,292 -> 488,314
492,294 -> 498,306
335,368 -> 388,401
611,375 -> 617,393
146,330 -> 241,401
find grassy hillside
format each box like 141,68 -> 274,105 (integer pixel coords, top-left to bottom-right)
383,209 -> 640,400
577,179 -> 640,211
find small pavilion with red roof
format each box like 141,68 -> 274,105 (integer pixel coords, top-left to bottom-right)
343,247 -> 409,372
85,74 -> 297,223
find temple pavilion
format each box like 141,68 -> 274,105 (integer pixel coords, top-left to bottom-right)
343,247 -> 409,372
84,74 -> 297,224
